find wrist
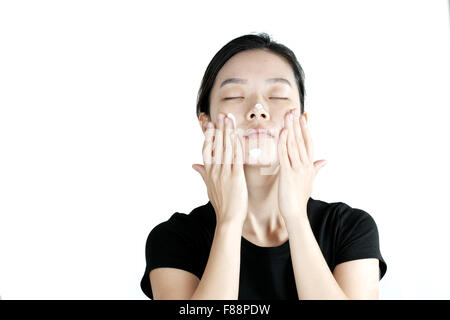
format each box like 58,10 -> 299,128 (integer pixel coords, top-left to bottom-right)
216,208 -> 247,227
283,213 -> 309,231
215,221 -> 244,240
216,218 -> 245,231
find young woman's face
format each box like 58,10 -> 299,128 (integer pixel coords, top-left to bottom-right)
202,49 -> 302,166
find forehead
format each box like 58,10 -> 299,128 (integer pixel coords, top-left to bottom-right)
213,49 -> 295,88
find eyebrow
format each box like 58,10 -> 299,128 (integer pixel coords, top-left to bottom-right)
219,77 -> 292,88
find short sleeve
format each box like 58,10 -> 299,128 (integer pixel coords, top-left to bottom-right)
140,213 -> 203,299
334,206 -> 387,280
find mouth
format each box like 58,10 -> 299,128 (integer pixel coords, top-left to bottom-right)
245,132 -> 274,139
244,128 -> 275,139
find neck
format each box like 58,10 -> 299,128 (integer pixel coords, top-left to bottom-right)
242,164 -> 287,241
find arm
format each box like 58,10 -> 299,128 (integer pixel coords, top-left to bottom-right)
152,113 -> 247,300
277,110 -> 380,300
287,215 -> 380,300
287,215 -> 349,300
191,112 -> 248,299
150,220 -> 242,300
332,258 -> 380,299
190,221 -> 242,300
150,268 -> 200,300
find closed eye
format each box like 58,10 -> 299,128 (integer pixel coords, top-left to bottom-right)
224,97 -> 288,100
224,97 -> 244,100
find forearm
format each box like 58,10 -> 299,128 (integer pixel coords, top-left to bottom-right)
190,221 -> 242,300
287,214 -> 349,300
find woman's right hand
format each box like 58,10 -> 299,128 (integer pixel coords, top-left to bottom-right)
192,112 -> 248,227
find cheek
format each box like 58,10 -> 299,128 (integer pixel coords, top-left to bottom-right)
210,101 -> 237,117
273,107 -> 296,127
208,99 -> 224,121
271,113 -> 286,129
220,106 -> 245,125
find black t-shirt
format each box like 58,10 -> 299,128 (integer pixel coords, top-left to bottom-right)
140,197 -> 387,300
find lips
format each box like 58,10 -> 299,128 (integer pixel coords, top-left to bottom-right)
244,128 -> 274,138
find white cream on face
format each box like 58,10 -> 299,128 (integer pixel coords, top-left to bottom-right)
226,112 -> 236,132
249,148 -> 262,159
255,103 -> 264,110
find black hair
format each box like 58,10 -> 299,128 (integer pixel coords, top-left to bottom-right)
196,32 -> 306,119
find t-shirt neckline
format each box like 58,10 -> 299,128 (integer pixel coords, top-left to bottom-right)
241,235 -> 290,256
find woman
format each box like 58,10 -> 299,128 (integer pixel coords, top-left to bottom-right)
140,32 -> 387,300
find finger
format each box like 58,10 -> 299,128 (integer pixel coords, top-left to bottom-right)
278,127 -> 290,169
213,113 -> 224,168
285,111 -> 301,168
314,159 -> 328,176
293,109 -> 309,163
192,164 -> 207,183
300,113 -> 314,161
260,129 -> 272,165
202,121 -> 215,169
247,130 -> 259,165
223,116 -> 233,169
201,119 -> 208,135
233,131 -> 244,170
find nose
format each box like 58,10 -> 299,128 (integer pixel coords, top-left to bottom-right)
246,103 -> 270,121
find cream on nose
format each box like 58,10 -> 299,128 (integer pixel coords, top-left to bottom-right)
255,103 -> 264,110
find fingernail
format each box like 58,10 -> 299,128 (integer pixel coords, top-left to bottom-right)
218,113 -> 224,120
289,114 -> 293,121
294,109 -> 300,117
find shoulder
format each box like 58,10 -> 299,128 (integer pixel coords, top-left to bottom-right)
140,202 -> 214,299
333,201 -> 379,234
145,201 -> 215,247
308,197 -> 377,228
308,197 -> 382,246
308,197 -> 386,279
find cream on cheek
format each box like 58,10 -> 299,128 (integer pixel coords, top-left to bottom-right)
226,112 -> 236,132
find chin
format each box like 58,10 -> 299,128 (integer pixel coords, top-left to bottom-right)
243,154 -> 280,176
243,138 -> 277,165
243,148 -> 278,167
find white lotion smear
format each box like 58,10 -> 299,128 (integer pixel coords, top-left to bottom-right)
249,148 -> 262,159
226,112 -> 236,132
255,103 -> 263,110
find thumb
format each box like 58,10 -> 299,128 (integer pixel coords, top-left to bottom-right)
314,160 -> 328,175
192,164 -> 207,184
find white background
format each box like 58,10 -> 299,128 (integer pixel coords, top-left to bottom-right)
0,0 -> 449,300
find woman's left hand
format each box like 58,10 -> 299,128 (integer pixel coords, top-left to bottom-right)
277,108 -> 328,223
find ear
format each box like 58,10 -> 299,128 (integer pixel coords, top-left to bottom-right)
198,112 -> 211,133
